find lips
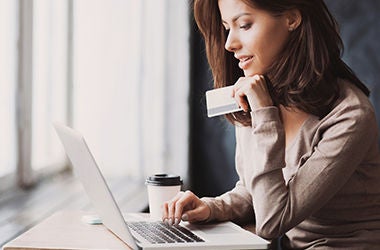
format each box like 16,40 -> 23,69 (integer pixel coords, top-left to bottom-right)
237,56 -> 253,70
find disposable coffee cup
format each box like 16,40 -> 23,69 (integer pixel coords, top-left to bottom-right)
145,174 -> 183,220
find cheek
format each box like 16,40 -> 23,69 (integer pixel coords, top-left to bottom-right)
264,28 -> 289,61
253,25 -> 289,67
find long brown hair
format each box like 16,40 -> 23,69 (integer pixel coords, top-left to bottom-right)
193,0 -> 370,126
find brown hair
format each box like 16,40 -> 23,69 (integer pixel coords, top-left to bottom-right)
193,0 -> 370,126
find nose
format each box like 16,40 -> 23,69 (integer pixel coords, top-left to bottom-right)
224,30 -> 240,52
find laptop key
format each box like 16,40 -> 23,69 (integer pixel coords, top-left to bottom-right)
128,221 -> 205,244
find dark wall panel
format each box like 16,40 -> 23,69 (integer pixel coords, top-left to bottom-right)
189,23 -> 238,197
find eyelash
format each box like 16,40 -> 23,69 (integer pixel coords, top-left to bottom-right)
223,23 -> 252,33
239,23 -> 252,30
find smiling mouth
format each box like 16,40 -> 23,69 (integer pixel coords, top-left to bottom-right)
240,56 -> 253,62
238,56 -> 254,69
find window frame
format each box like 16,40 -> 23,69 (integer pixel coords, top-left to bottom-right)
13,0 -> 73,189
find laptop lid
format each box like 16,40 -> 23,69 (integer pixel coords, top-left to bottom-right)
54,122 -> 138,249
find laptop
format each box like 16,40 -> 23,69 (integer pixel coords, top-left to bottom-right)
54,123 -> 270,250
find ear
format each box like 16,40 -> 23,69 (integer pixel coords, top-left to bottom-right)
285,9 -> 302,32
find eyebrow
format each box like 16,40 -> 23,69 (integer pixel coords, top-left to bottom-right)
222,13 -> 252,25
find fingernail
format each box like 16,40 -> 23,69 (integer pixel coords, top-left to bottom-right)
168,218 -> 173,225
174,218 -> 179,225
181,214 -> 188,221
163,218 -> 168,225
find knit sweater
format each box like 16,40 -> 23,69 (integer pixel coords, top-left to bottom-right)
202,80 -> 380,249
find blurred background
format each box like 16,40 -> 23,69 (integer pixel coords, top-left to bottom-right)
0,0 -> 379,246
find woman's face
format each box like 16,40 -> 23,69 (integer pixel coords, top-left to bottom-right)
219,0 -> 291,77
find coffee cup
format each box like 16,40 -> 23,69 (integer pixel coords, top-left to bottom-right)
145,174 -> 183,220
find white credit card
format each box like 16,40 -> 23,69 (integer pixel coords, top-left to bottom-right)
206,86 -> 243,117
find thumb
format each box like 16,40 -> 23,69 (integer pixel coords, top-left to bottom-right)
182,206 -> 208,223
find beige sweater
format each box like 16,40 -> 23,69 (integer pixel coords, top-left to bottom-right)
202,80 -> 380,249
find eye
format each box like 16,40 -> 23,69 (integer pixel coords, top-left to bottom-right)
239,23 -> 252,30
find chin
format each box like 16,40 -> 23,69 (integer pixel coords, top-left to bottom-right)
243,67 -> 264,77
244,70 -> 258,77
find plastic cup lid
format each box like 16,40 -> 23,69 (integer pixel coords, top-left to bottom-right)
145,174 -> 183,186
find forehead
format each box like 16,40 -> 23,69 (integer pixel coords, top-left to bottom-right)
218,0 -> 255,21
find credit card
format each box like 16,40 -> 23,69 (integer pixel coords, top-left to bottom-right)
206,86 -> 243,117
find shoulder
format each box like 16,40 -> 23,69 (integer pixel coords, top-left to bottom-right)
302,80 -> 379,158
318,79 -> 378,139
325,79 -> 375,121
339,79 -> 373,110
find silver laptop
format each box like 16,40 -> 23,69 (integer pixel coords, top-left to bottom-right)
54,123 -> 269,250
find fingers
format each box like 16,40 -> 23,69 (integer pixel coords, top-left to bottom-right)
162,191 -> 184,225
232,75 -> 273,111
236,91 -> 250,112
162,190 -> 204,226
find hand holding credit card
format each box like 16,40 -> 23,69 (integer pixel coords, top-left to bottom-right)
206,86 -> 243,117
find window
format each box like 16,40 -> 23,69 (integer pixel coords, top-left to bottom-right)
14,0 -> 70,187
72,0 -> 190,178
0,0 -> 189,189
0,0 -> 18,180
32,0 -> 69,172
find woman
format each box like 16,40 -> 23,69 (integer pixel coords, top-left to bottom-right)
163,0 -> 380,248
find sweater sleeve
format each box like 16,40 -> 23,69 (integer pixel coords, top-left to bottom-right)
201,127 -> 255,225
247,105 -> 377,240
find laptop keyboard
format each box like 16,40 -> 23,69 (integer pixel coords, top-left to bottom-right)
128,221 -> 205,244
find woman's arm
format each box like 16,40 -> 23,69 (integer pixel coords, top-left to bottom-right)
163,127 -> 256,225
246,104 -> 377,239
201,180 -> 255,224
201,127 -> 255,224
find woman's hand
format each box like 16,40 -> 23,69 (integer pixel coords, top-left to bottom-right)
232,75 -> 273,112
162,190 -> 211,225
